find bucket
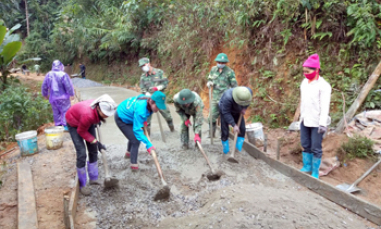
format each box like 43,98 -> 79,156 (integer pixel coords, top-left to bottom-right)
45,126 -> 64,150
15,130 -> 38,156
246,123 -> 264,146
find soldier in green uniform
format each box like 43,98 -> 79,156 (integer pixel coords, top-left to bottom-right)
173,89 -> 204,149
206,53 -> 238,138
139,57 -> 174,133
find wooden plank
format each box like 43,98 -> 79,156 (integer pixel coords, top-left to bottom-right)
17,162 -> 38,229
241,140 -> 381,225
68,174 -> 79,221
63,195 -> 70,229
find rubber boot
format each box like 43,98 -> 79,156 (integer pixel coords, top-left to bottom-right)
87,161 -> 100,185
168,121 -> 175,132
131,163 -> 139,171
222,140 -> 229,154
300,152 -> 313,173
236,137 -> 245,152
63,125 -> 69,131
77,167 -> 91,196
124,151 -> 131,159
311,156 -> 322,179
181,143 -> 189,150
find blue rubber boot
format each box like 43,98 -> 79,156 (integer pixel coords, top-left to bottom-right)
300,152 -> 313,173
63,125 -> 69,131
311,156 -> 322,179
236,137 -> 245,152
222,140 -> 229,154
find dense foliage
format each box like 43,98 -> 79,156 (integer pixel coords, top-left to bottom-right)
2,0 -> 381,127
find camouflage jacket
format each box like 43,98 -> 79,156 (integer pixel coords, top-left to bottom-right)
207,66 -> 237,101
173,91 -> 204,134
139,67 -> 169,95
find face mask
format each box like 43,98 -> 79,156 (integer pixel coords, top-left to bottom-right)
304,71 -> 317,80
217,64 -> 225,69
142,65 -> 150,72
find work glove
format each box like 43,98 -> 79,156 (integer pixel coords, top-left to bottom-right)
184,119 -> 192,127
144,121 -> 148,127
233,125 -> 240,134
147,146 -> 155,154
206,81 -> 214,88
194,134 -> 201,143
149,87 -> 158,93
240,108 -> 247,115
97,141 -> 106,151
317,126 -> 327,134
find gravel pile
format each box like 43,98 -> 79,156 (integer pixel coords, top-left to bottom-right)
71,77 -> 103,88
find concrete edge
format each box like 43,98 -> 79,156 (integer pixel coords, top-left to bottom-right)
17,162 -> 38,229
238,137 -> 381,225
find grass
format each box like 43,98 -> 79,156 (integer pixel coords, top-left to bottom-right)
336,135 -> 376,162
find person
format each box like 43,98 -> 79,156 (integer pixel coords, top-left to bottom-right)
115,91 -> 167,170
138,57 -> 174,134
173,89 -> 204,149
21,64 -> 29,75
65,94 -> 117,195
41,60 -> 74,131
206,53 -> 237,138
79,63 -> 86,79
299,53 -> 332,179
219,86 -> 252,154
34,64 -> 40,76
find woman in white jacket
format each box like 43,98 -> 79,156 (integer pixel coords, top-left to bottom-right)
299,54 -> 332,179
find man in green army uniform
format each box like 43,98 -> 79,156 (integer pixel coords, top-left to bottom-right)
206,53 -> 238,138
139,57 -> 174,133
173,89 -> 204,149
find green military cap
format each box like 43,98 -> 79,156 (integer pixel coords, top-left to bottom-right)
233,86 -> 252,106
138,57 -> 150,67
214,53 -> 229,63
178,89 -> 195,105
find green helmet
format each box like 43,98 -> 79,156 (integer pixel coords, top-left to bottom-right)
214,53 -> 229,63
233,87 -> 252,106
138,57 -> 150,67
178,89 -> 195,105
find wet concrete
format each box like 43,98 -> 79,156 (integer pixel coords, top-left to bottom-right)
75,85 -> 374,229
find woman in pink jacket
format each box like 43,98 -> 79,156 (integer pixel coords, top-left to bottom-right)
65,94 -> 117,195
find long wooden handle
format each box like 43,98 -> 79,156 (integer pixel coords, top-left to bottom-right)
196,141 -> 214,172
209,87 -> 213,145
352,157 -> 381,186
96,126 -> 110,178
144,126 -> 167,185
232,114 -> 243,156
156,113 -> 166,142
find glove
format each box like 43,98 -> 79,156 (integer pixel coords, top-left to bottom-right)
194,134 -> 201,143
206,81 -> 214,88
97,141 -> 106,151
318,126 -> 327,134
147,146 -> 155,154
150,87 -> 158,92
144,121 -> 148,127
233,125 -> 240,134
241,108 -> 247,115
184,119 -> 192,127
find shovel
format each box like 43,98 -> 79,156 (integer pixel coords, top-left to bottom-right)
196,141 -> 223,181
209,86 -> 214,144
156,113 -> 166,142
336,157 -> 381,193
95,126 -> 119,188
228,114 -> 243,164
144,126 -> 171,201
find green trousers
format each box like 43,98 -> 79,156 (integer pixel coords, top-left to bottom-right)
147,108 -> 173,128
207,100 -> 220,125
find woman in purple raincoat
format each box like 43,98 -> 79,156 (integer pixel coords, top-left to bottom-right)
41,60 -> 74,130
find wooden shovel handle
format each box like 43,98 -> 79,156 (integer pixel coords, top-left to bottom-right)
232,114 -> 243,155
196,141 -> 214,172
95,126 -> 110,178
144,126 -> 166,183
209,86 -> 213,145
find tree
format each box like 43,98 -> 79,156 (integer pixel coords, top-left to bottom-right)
0,24 -> 22,90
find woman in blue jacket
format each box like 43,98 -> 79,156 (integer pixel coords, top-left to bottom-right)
115,91 -> 167,170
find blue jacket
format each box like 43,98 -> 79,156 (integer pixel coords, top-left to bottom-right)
219,88 -> 251,127
116,95 -> 153,148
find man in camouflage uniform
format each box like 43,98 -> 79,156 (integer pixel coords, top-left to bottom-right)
206,53 -> 237,138
173,89 -> 204,149
139,57 -> 174,133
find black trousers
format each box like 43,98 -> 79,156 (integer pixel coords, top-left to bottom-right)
114,112 -> 141,164
300,121 -> 323,158
220,112 -> 246,141
67,123 -> 98,168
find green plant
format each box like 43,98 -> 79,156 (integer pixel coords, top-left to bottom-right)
337,135 -> 375,161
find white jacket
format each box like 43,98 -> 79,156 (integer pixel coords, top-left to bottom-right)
300,76 -> 332,127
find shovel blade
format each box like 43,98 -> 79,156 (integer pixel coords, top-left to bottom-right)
206,170 -> 224,181
227,157 -> 239,164
336,183 -> 361,193
154,185 -> 170,201
104,177 -> 119,188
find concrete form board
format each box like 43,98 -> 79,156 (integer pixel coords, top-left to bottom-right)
17,162 -> 38,229
241,138 -> 381,225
